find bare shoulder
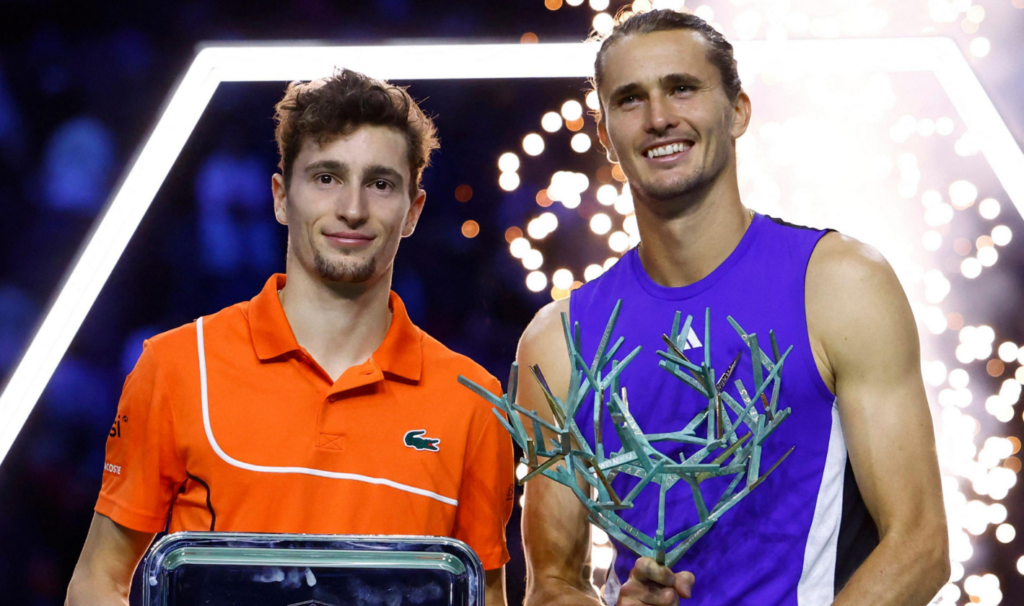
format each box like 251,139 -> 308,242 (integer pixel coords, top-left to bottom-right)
806,232 -> 918,382
807,232 -> 894,288
517,298 -> 573,402
518,298 -> 571,359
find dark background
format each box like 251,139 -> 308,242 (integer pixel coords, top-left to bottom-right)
1,1 -> 1023,604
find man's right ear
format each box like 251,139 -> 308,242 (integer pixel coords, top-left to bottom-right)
271,173 -> 288,225
597,119 -> 619,164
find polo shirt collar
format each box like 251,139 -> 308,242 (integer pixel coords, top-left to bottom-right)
249,274 -> 298,360
248,274 -> 423,382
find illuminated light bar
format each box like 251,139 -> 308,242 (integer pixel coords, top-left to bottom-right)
0,37 -> 1022,467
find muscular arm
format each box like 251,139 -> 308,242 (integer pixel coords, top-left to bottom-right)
807,234 -> 949,605
66,512 -> 155,605
519,299 -> 604,606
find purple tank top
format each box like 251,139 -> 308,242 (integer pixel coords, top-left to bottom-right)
570,214 -> 873,605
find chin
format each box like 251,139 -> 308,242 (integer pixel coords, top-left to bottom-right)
313,251 -> 378,284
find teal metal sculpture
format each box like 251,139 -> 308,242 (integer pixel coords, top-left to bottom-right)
458,301 -> 795,567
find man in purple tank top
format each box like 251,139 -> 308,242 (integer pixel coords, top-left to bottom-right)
516,9 -> 948,606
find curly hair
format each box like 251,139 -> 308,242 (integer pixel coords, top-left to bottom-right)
274,69 -> 439,198
591,9 -> 742,123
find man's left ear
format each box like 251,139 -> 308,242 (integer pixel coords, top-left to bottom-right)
402,189 -> 427,237
731,91 -> 752,138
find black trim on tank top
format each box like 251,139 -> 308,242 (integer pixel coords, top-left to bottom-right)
835,459 -> 880,593
765,214 -> 835,233
185,472 -> 217,531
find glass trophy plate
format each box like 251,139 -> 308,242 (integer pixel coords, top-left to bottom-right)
142,533 -> 484,606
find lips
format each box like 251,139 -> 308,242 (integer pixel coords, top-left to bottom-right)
324,231 -> 375,247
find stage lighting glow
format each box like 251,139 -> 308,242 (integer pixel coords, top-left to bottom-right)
613,190 -> 634,215
585,90 -> 600,111
592,544 -> 615,569
461,220 -> 480,239
509,237 -> 531,259
552,268 -> 574,290
970,37 -> 992,58
589,213 -> 611,235
499,172 -> 521,192
498,152 -> 521,172
961,257 -> 983,278
523,133 -> 545,156
997,524 -> 1016,544
571,132 -> 592,153
561,100 -> 583,121
651,0 -> 685,11
523,249 -> 544,271
950,180 -> 979,207
918,118 -> 936,137
951,368 -> 970,389
516,463 -> 528,480
541,112 -> 563,133
592,12 -> 615,35
526,271 -> 548,292
596,184 -> 618,205
584,264 -> 604,281
979,198 -> 1001,219
603,257 -> 618,270
978,246 -> 998,267
998,343 -> 1019,363
937,116 -> 956,135
991,225 -> 1012,246
608,231 -> 629,252
589,0 -> 609,11
694,5 -> 714,21
923,230 -> 943,251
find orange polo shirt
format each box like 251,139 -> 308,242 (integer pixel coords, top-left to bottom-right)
96,274 -> 514,569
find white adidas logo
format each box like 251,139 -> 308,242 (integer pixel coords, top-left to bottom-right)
682,327 -> 703,350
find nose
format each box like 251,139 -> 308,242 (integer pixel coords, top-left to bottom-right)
645,93 -> 680,136
335,184 -> 369,227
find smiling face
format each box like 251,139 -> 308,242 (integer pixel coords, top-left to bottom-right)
272,125 -> 425,286
597,29 -> 750,205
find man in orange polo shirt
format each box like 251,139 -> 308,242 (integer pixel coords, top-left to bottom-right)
66,70 -> 514,605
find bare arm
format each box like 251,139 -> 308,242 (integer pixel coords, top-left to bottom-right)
485,567 -> 508,606
519,299 -> 604,606
66,512 -> 155,605
807,234 -> 949,605
518,300 -> 694,606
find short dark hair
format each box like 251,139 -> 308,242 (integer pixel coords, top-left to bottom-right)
274,69 -> 439,198
591,9 -> 742,122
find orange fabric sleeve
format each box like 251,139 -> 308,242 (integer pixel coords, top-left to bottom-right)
95,340 -> 187,533
451,376 -> 516,571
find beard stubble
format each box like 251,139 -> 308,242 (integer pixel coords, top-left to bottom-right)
313,248 -> 377,283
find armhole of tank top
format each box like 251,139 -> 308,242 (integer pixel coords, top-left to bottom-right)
801,229 -> 839,405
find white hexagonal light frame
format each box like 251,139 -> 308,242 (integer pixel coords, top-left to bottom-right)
0,37 -> 1022,465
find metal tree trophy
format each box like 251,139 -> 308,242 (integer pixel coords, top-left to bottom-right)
459,302 -> 795,567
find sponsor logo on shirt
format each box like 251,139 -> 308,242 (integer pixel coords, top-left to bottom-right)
404,429 -> 441,452
109,414 -> 128,438
104,462 -> 122,475
683,327 -> 703,350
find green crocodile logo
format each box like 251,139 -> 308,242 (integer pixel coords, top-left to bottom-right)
404,430 -> 440,452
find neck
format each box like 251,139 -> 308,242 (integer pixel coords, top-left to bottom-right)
279,256 -> 393,381
632,160 -> 751,288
